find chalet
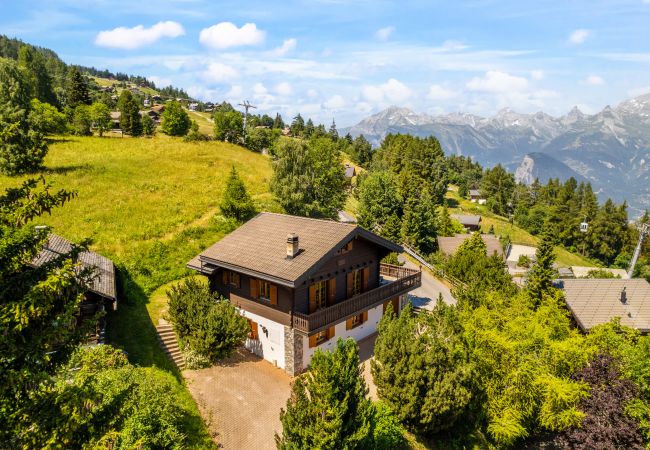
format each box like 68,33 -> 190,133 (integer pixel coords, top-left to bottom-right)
31,233 -> 117,343
110,111 -> 121,128
469,189 -> 486,204
437,233 -> 504,258
188,213 -> 421,375
344,164 -> 356,179
451,214 -> 481,231
558,278 -> 650,333
140,110 -> 161,124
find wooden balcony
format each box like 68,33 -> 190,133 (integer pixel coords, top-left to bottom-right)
293,263 -> 421,334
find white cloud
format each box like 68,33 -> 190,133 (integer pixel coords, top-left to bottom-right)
427,84 -> 458,100
323,94 -> 346,110
583,74 -> 605,85
467,71 -> 529,93
202,62 -> 238,84
267,38 -> 297,57
148,75 -> 173,87
530,69 -> 545,80
95,21 -> 184,50
253,82 -> 268,95
568,29 -> 591,45
199,22 -> 265,49
274,82 -> 293,96
362,78 -> 412,103
375,26 -> 395,41
441,40 -> 467,51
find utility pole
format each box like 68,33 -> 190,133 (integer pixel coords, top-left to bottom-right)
238,100 -> 257,133
628,222 -> 649,278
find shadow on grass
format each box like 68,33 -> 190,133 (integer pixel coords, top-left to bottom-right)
44,164 -> 93,175
44,137 -> 78,144
106,265 -> 183,380
445,198 -> 459,208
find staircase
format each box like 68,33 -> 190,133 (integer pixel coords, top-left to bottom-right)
156,320 -> 185,370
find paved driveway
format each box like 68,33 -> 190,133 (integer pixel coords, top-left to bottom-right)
398,255 -> 456,308
184,349 -> 292,450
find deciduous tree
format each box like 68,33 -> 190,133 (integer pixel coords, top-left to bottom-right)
160,100 -> 190,136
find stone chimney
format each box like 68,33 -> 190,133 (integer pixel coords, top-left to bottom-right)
286,233 -> 299,259
620,287 -> 627,304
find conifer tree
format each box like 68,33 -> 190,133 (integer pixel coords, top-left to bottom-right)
304,118 -> 315,137
65,67 -> 90,108
328,119 -> 339,141
276,339 -> 373,449
219,166 -> 255,221
117,90 -> 141,136
17,46 -> 57,106
527,226 -> 557,305
437,205 -> 456,237
401,190 -> 437,253
273,113 -> 285,129
290,113 -> 305,136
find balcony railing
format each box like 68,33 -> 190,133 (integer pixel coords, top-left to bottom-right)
293,263 -> 421,334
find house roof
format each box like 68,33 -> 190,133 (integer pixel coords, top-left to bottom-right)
469,189 -> 481,197
337,210 -> 357,224
344,165 -> 356,178
570,266 -> 630,279
31,234 -> 117,302
110,111 -> 121,120
188,212 -> 401,287
437,234 -> 503,258
451,214 -> 481,227
559,278 -> 650,332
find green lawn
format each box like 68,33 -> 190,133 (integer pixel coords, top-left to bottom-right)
0,134 -> 279,448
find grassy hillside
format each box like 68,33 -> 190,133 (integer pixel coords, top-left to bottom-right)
0,134 -> 278,448
445,187 -> 597,268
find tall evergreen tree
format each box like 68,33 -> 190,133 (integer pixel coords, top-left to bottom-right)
304,118 -> 315,137
527,226 -> 557,305
290,113 -> 305,136
17,46 -> 57,106
276,339 -> 373,449
353,135 -> 372,167
0,58 -> 47,174
273,113 -> 285,129
117,90 -> 141,136
65,67 -> 90,108
480,164 -> 515,216
219,166 -> 255,221
328,119 -> 339,141
437,205 -> 456,237
401,190 -> 438,254
357,171 -> 403,233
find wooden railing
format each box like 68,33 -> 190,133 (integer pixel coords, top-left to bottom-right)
293,263 -> 421,334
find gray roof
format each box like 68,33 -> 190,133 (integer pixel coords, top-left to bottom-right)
451,214 -> 481,227
31,234 -> 117,302
469,189 -> 481,197
344,165 -> 356,178
337,210 -> 357,224
559,278 -> 650,332
437,234 -> 503,258
188,212 -> 401,287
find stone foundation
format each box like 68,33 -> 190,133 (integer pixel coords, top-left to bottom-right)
283,326 -> 303,376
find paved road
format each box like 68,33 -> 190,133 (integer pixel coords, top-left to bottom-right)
398,254 -> 456,308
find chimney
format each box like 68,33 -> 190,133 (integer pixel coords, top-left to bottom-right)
620,287 -> 627,304
286,233 -> 299,259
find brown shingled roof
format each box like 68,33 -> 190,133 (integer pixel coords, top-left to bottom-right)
560,278 -> 650,333
188,212 -> 401,287
437,234 -> 503,258
31,234 -> 117,302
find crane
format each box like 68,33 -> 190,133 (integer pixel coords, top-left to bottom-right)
628,222 -> 649,278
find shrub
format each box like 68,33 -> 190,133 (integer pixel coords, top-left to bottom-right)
371,401 -> 409,449
161,101 -> 190,136
141,113 -> 156,137
29,99 -> 67,134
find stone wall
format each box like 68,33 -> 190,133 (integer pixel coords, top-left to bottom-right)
284,326 -> 303,376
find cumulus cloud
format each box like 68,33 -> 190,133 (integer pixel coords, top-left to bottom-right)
375,26 -> 395,41
362,78 -> 412,103
274,82 -> 293,96
568,29 -> 591,45
530,69 -> 545,80
323,94 -> 346,110
199,22 -> 265,49
427,84 -> 458,100
95,21 -> 184,50
148,75 -> 173,87
253,82 -> 268,95
467,71 -> 529,93
268,38 -> 297,57
202,62 -> 239,84
583,74 -> 605,85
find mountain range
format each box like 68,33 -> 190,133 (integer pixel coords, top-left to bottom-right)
342,94 -> 650,216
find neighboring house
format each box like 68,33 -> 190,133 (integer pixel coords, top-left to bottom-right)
188,212 -> 421,375
140,110 -> 161,124
151,104 -> 165,114
31,233 -> 117,343
558,278 -> 650,333
188,102 -> 199,111
344,164 -> 356,179
143,97 -> 151,107
570,266 -> 630,279
437,234 -> 504,258
451,214 -> 481,231
110,111 -> 121,129
469,189 -> 486,205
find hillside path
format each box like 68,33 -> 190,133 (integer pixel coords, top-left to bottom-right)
398,254 -> 456,308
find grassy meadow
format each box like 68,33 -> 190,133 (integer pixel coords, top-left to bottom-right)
0,134 -> 279,448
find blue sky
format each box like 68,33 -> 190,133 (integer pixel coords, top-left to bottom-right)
2,0 -> 650,125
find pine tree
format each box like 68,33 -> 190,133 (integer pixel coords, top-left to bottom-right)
304,118 -> 315,137
117,90 -> 142,136
527,226 -> 557,305
141,113 -> 156,136
401,190 -> 437,254
65,67 -> 90,108
219,166 -> 255,221
437,205 -> 456,237
0,59 -> 48,174
290,113 -> 305,136
17,45 -> 57,106
353,135 -> 372,167
276,339 -> 373,449
273,113 -> 285,129
328,119 -> 339,141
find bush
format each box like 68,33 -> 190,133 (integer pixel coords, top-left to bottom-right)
72,104 -> 92,136
141,113 -> 156,137
161,101 -> 191,136
167,278 -> 249,361
29,99 -> 67,134
371,401 -> 409,449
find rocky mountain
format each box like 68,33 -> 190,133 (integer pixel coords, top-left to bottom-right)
342,94 -> 650,216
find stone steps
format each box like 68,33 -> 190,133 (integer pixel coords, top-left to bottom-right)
156,322 -> 185,370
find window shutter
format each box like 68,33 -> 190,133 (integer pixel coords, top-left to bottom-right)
250,278 -> 259,298
309,284 -> 317,313
269,285 -> 278,305
327,278 -> 336,306
362,267 -> 370,292
346,272 -> 354,298
309,334 -> 317,348
234,273 -> 241,289
222,270 -> 228,285
328,326 -> 335,339
362,311 -> 368,323
346,318 -> 353,330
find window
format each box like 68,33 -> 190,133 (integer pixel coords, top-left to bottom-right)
259,280 -> 272,300
315,330 -> 328,345
228,271 -> 240,287
309,326 -> 335,348
346,311 -> 368,330
247,319 -> 259,340
314,280 -> 327,311
351,270 -> 362,296
337,240 -> 354,254
350,313 -> 363,327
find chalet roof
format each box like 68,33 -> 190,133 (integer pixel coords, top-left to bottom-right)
344,165 -> 356,178
31,234 -> 117,302
188,212 -> 401,287
338,210 -> 357,224
571,266 -> 630,279
451,214 -> 481,227
559,278 -> 650,332
437,234 -> 503,258
110,111 -> 121,120
469,189 -> 481,197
